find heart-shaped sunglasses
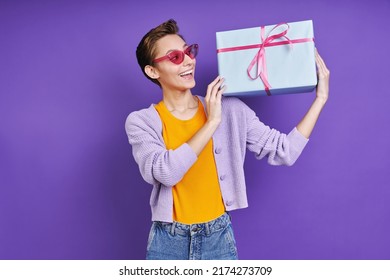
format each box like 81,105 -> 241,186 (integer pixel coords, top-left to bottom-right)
153,44 -> 199,65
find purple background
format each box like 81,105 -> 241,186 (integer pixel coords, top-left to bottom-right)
1,0 -> 389,260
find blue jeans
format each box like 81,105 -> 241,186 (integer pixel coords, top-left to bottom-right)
146,212 -> 238,260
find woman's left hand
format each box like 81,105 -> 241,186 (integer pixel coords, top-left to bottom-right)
315,49 -> 330,103
295,50 -> 330,138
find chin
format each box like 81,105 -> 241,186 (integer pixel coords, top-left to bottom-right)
178,79 -> 196,91
188,81 -> 196,89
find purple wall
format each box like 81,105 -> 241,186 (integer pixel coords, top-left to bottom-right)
1,0 -> 389,259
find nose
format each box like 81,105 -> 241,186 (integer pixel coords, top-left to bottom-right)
183,53 -> 195,66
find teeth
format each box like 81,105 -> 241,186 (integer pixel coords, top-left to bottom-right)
180,70 -> 193,76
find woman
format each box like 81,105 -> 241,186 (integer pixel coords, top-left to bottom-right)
125,19 -> 330,260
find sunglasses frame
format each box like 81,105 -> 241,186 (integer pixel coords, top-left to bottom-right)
153,44 -> 199,65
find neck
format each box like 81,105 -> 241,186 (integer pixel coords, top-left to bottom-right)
162,89 -> 197,113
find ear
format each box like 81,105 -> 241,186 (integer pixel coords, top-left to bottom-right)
144,65 -> 160,80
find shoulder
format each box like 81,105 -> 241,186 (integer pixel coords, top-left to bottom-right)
125,104 -> 161,132
222,96 -> 248,108
221,96 -> 256,120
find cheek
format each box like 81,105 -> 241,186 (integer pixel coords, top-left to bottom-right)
157,66 -> 181,83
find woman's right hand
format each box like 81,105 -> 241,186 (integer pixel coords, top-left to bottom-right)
205,76 -> 225,126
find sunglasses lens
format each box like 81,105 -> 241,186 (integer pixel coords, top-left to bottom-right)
186,44 -> 198,59
157,44 -> 198,65
168,50 -> 184,65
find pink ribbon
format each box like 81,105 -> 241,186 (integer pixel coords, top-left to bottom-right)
217,23 -> 314,96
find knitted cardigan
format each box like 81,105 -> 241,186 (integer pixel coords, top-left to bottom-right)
125,96 -> 309,222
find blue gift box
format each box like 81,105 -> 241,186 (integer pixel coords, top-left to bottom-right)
216,20 -> 317,96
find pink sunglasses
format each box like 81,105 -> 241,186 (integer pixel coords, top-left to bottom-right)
153,44 -> 199,65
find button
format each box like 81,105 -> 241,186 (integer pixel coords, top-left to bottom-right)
220,174 -> 226,181
225,201 -> 233,206
215,147 -> 222,154
191,227 -> 200,233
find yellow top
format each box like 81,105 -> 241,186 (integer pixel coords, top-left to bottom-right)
154,97 -> 225,224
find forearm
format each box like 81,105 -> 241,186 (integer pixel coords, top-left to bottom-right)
187,120 -> 219,156
296,96 -> 327,139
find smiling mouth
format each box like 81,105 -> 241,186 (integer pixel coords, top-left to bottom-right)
179,70 -> 193,78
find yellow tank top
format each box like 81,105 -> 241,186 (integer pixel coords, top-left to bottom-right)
154,97 -> 225,224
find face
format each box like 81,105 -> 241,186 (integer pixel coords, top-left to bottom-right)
148,34 -> 196,92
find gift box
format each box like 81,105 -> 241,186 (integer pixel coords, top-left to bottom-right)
216,20 -> 317,96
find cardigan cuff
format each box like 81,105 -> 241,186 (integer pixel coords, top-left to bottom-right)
288,127 -> 309,153
175,143 -> 198,171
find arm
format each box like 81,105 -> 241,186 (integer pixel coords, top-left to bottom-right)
187,76 -> 225,155
245,51 -> 329,165
125,111 -> 197,187
296,50 -> 330,138
125,76 -> 225,186
246,106 -> 308,166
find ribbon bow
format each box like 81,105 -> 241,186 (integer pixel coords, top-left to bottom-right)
247,23 -> 292,96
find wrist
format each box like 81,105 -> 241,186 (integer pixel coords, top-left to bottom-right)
315,96 -> 328,106
206,118 -> 221,129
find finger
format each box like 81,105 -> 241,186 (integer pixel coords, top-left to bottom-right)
317,59 -> 330,79
215,84 -> 225,101
210,80 -> 223,101
315,54 -> 324,74
206,76 -> 221,101
216,87 -> 225,103
315,51 -> 328,72
210,78 -> 225,100
218,84 -> 226,95
315,57 -> 326,78
208,76 -> 222,89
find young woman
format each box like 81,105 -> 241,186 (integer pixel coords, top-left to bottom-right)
125,19 -> 330,260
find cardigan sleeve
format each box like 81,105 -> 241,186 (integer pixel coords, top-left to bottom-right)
125,109 -> 198,187
243,103 -> 309,166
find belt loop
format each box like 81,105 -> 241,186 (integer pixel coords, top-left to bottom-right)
205,221 -> 210,236
170,221 -> 176,236
226,211 -> 232,222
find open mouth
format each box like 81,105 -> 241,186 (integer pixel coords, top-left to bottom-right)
179,70 -> 193,78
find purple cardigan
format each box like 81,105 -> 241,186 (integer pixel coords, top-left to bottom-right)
125,96 -> 309,222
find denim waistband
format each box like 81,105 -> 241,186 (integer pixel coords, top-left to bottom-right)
156,212 -> 231,237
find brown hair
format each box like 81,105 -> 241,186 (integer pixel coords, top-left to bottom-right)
136,19 -> 185,87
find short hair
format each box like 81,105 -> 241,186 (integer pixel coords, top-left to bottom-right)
136,19 -> 185,87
